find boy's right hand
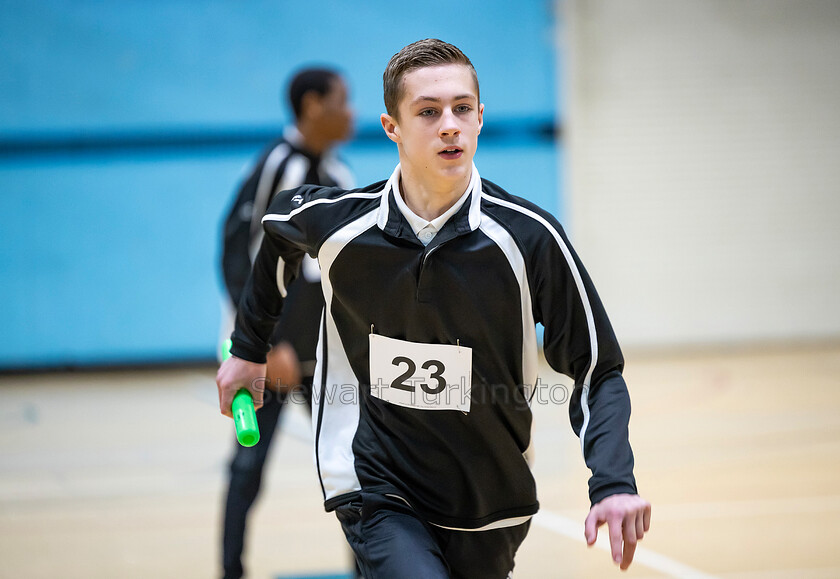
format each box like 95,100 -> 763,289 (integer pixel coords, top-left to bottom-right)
216,355 -> 267,417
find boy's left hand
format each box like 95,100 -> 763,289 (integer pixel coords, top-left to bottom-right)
585,493 -> 651,570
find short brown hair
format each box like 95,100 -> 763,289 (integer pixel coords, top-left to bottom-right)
383,38 -> 479,119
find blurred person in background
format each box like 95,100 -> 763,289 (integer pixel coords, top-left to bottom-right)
219,66 -> 355,579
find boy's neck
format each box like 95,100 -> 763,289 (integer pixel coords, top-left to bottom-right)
398,164 -> 471,221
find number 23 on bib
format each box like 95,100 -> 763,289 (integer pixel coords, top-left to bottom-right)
369,334 -> 472,413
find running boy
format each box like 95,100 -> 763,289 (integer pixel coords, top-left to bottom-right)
217,38 -> 651,577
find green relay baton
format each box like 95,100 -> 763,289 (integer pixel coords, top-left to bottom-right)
222,339 -> 260,447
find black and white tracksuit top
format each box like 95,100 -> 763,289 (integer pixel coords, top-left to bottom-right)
230,163 -> 637,531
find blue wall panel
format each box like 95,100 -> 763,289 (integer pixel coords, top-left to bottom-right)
1,1 -> 558,130
0,151 -> 249,365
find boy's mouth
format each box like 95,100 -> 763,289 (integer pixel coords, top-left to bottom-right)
438,147 -> 463,160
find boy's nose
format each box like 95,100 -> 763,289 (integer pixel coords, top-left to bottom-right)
439,111 -> 460,137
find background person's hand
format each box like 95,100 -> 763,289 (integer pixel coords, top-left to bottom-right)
265,341 -> 302,393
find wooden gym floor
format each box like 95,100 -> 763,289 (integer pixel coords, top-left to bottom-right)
1,342 -> 838,578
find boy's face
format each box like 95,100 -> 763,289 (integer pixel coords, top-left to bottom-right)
382,64 -> 483,188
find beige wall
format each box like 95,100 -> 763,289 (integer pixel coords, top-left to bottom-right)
561,0 -> 840,347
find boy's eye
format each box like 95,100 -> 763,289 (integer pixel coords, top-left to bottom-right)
455,105 -> 472,113
419,109 -> 437,117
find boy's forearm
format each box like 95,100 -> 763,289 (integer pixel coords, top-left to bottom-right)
577,370 -> 638,506
229,234 -> 293,363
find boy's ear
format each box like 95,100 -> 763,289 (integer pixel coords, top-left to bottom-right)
477,103 -> 484,135
380,113 -> 401,144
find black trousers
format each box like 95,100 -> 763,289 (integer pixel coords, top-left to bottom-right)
335,493 -> 531,579
221,382 -> 311,579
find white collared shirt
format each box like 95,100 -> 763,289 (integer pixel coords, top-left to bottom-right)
392,171 -> 475,246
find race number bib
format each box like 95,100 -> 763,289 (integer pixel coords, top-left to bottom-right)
369,334 -> 472,412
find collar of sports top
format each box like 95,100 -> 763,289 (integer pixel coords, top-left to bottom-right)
391,168 -> 473,239
376,163 -> 483,240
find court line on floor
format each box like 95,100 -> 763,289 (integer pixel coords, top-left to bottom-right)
534,509 -> 718,579
715,567 -> 840,579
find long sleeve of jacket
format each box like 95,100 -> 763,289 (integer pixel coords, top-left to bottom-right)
228,186 -> 315,362
531,217 -> 637,506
